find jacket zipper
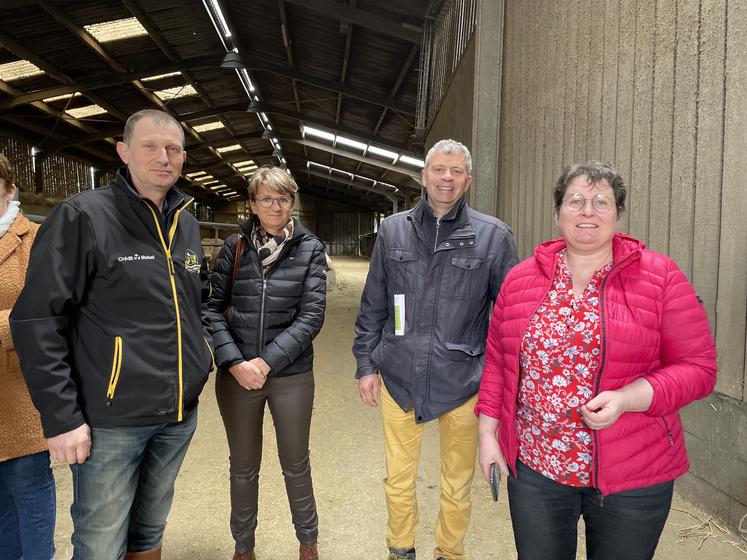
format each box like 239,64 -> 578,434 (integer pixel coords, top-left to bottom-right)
105,336 -> 124,404
252,236 -> 299,352
258,278 -> 267,349
421,225 -> 474,417
591,252 -> 637,500
144,200 -> 190,422
661,417 -> 674,446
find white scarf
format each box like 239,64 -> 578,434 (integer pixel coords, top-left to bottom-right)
0,201 -> 20,238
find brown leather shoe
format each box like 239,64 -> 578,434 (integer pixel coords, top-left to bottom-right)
233,552 -> 256,560
299,542 -> 318,560
124,547 -> 161,560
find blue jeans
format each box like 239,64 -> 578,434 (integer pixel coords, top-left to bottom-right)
0,451 -> 56,560
508,461 -> 674,560
69,408 -> 198,560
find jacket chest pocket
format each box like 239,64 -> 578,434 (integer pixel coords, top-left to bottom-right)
440,256 -> 486,299
386,249 -> 418,292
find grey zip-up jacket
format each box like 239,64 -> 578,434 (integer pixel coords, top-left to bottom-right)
353,198 -> 518,423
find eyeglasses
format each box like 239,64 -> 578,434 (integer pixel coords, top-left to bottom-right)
254,195 -> 293,208
563,193 -> 615,213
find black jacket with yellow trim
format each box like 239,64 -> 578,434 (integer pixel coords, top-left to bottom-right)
10,168 -> 213,438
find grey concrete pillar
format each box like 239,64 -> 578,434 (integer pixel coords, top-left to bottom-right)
470,0 -> 505,215
384,193 -> 399,214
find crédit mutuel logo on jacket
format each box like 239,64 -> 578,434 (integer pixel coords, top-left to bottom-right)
117,253 -> 156,262
115,249 -> 200,273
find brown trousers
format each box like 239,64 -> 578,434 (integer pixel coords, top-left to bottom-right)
216,369 -> 318,554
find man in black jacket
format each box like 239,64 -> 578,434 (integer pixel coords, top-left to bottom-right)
10,109 -> 213,560
353,139 -> 518,560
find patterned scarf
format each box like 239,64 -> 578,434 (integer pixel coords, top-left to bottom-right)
252,219 -> 294,271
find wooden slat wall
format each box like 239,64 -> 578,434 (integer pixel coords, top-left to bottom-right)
297,193 -> 376,257
0,136 -> 93,197
497,0 -> 746,402
0,137 -> 34,191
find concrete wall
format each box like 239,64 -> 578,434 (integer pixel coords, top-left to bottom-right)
495,0 -> 747,534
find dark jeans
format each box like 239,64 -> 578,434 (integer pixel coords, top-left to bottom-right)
69,408 -> 198,560
508,461 -> 674,560
216,369 -> 318,554
0,451 -> 56,560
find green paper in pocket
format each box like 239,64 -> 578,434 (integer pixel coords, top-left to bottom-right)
394,293 -> 405,335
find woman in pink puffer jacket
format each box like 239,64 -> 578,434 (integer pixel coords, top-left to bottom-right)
476,162 -> 717,560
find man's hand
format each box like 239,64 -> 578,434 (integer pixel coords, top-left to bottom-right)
229,360 -> 267,391
48,423 -> 91,464
358,373 -> 380,407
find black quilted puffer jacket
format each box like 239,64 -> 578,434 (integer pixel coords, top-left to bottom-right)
207,217 -> 327,377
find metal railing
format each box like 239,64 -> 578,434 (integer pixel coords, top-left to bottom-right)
417,0 -> 478,132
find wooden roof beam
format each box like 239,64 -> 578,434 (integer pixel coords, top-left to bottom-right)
0,54 -> 224,110
248,58 -> 416,115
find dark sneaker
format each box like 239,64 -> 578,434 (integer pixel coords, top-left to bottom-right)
387,548 -> 416,560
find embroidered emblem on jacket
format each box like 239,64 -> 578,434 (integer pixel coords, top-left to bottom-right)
184,249 -> 200,273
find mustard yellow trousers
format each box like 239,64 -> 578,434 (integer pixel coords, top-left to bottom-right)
380,383 -> 478,560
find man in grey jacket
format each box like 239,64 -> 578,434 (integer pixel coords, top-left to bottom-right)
353,139 -> 518,560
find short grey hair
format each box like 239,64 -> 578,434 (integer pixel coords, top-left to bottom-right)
123,109 -> 185,146
424,139 -> 472,175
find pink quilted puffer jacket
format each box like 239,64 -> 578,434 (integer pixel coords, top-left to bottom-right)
475,233 -> 717,495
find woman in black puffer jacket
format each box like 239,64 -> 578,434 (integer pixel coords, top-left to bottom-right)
207,166 -> 326,560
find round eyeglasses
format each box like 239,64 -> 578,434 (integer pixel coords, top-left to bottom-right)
255,195 -> 293,209
563,193 -> 615,213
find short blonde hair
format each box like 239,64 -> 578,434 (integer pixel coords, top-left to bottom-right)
247,166 -> 298,200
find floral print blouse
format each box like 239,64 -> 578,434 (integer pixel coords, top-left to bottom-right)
516,250 -> 612,487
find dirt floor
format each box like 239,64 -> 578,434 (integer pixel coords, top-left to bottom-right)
52,256 -> 746,559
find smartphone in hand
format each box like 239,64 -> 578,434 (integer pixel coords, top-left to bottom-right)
490,462 -> 500,501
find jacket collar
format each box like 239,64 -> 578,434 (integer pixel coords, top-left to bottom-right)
534,232 -> 645,277
113,167 -> 191,211
239,216 -> 314,244
409,195 -> 469,227
0,212 -> 33,265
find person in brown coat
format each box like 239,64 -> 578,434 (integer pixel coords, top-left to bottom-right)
0,152 -> 56,560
